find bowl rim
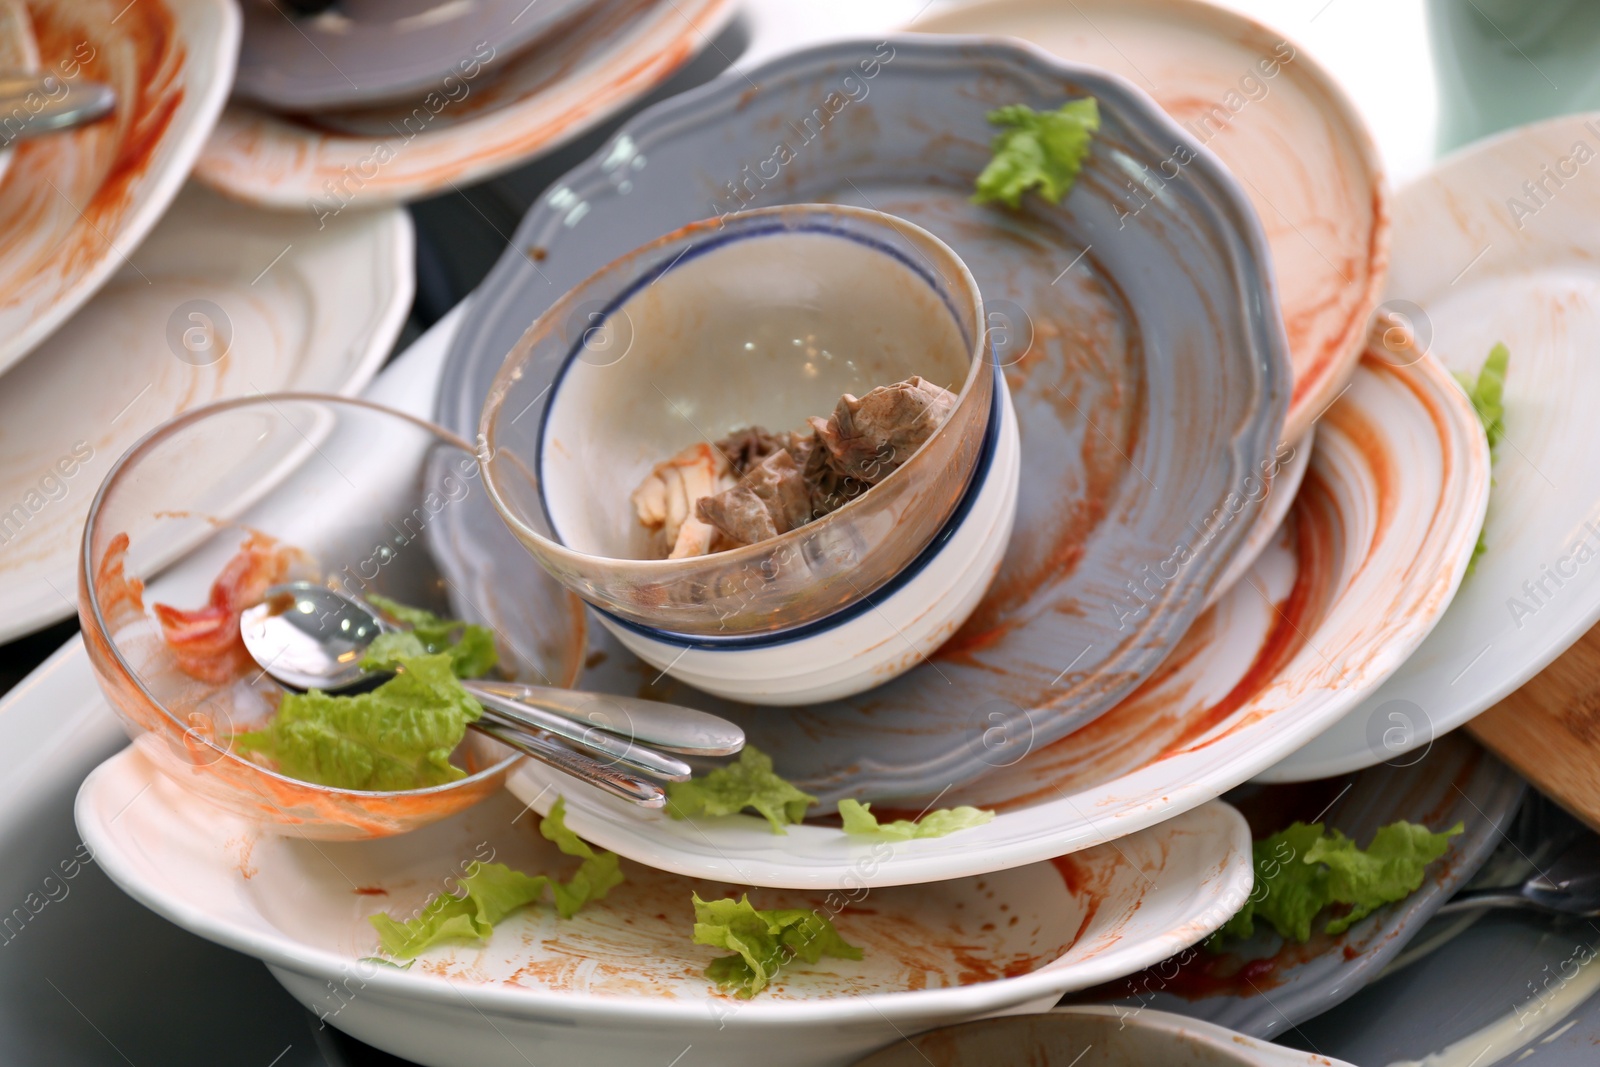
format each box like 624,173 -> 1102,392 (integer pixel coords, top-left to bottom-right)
477,201 -> 993,580
78,391 -> 586,802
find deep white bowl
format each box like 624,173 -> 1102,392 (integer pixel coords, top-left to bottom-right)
480,203 -> 1019,703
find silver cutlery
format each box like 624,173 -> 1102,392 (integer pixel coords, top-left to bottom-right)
239,582 -> 745,807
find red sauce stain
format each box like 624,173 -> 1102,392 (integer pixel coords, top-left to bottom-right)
151,531 -> 299,684
353,886 -> 389,896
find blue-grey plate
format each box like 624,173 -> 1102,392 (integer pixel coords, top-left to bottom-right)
1086,733 -> 1525,1041
433,36 -> 1290,800
236,0 -> 596,112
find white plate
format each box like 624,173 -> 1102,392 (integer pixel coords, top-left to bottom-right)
0,182 -> 413,645
505,352 -> 1486,889
0,0 -> 38,189
76,741 -> 1249,1067
1262,111 -> 1600,781
910,0 -> 1390,444
196,0 -> 736,209
0,0 -> 238,375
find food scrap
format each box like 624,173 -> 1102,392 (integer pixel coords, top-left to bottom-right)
1455,342 -> 1509,572
233,652 -> 483,792
630,376 -> 956,559
1213,819 -> 1463,945
665,746 -> 818,834
369,797 -> 623,958
359,594 -> 499,679
972,98 -> 1100,209
692,892 -> 862,998
151,531 -> 301,683
837,799 -> 995,840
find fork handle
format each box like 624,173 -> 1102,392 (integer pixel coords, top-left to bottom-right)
469,719 -> 665,808
1435,889 -> 1537,916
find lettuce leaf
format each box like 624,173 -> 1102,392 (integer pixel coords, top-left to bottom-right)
234,653 -> 481,791
362,595 -> 499,679
837,799 -> 994,840
369,797 -> 623,957
692,893 -> 862,998
1454,342 -> 1509,571
972,98 -> 1100,209
1214,820 -> 1462,946
665,746 -> 817,834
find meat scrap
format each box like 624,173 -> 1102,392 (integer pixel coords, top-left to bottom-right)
631,376 -> 957,558
629,442 -> 734,559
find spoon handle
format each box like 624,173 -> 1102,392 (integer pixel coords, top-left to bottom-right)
470,688 -> 692,781
468,681 -> 744,756
469,719 -> 666,808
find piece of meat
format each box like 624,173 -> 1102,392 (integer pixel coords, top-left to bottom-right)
152,531 -> 300,684
697,485 -> 777,546
715,426 -> 802,477
813,376 -> 956,485
629,442 -> 734,559
696,449 -> 815,547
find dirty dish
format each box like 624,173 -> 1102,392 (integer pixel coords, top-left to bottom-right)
78,395 -> 587,840
0,0 -> 238,374
235,0 -> 595,111
1263,111 -> 1600,781
0,183 -> 412,645
76,743 -> 1252,1067
196,0 -> 736,209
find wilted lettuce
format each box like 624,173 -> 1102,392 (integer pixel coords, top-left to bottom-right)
837,799 -> 994,840
972,98 -> 1100,209
234,653 -> 481,791
369,797 -> 623,958
665,746 -> 817,834
692,893 -> 862,998
1216,820 -> 1463,945
361,595 -> 499,679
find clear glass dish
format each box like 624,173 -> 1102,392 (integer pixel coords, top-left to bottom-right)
79,395 -> 587,840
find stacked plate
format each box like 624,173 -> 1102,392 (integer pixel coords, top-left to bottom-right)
17,1 -> 1600,1066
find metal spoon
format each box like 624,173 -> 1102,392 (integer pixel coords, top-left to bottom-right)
239,583 -> 743,804
0,72 -> 116,145
1437,830 -> 1600,919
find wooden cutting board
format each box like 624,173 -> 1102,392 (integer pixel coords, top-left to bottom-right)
1469,621 -> 1600,833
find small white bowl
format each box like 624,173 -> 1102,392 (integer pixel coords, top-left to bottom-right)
602,381 -> 1019,704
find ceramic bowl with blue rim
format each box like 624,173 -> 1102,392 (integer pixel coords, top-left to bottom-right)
479,203 -> 1019,703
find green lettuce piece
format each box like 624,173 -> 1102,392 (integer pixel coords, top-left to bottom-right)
362,594 -> 499,679
1309,820 -> 1463,935
665,746 -> 817,834
972,98 -> 1100,209
234,653 -> 481,791
837,798 -> 994,840
1454,342 -> 1509,571
692,892 -> 862,998
1214,820 -> 1462,946
369,797 -> 623,957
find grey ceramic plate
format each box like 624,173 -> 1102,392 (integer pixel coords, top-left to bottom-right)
1085,734 -> 1525,1041
236,0 -> 595,111
434,36 -> 1290,801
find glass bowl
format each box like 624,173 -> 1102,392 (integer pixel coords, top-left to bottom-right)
79,395 -> 587,840
478,203 -> 993,638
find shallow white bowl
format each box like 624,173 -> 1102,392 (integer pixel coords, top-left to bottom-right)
77,744 -> 1250,1067
603,382 -> 1021,704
